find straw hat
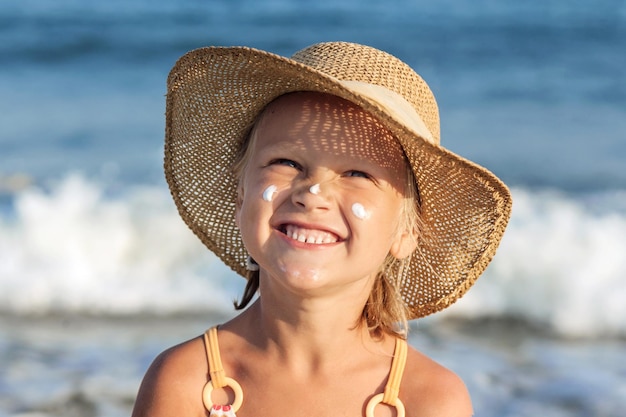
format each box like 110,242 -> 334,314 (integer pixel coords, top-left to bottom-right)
164,42 -> 512,319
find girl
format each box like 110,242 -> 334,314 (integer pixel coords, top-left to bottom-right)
132,42 -> 512,417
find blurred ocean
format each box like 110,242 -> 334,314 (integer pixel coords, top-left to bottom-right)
1,1 -> 625,416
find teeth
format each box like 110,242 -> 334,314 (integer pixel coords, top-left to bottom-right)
284,224 -> 338,244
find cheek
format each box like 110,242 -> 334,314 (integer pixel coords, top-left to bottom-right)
355,198 -> 404,239
236,197 -> 265,254
351,202 -> 371,220
262,184 -> 278,202
236,178 -> 280,233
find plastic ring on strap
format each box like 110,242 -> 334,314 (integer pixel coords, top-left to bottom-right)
202,377 -> 244,413
365,393 -> 405,417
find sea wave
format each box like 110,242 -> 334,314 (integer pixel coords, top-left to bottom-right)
443,187 -> 626,337
0,174 -> 239,316
1,174 -> 625,337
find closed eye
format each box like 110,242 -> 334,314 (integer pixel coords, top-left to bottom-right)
344,170 -> 381,187
269,158 -> 302,170
344,170 -> 371,179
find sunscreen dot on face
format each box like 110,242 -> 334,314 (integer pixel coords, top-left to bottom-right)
309,183 -> 321,195
352,203 -> 370,220
262,185 -> 277,202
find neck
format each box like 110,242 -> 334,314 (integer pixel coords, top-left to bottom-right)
231,278 -> 387,377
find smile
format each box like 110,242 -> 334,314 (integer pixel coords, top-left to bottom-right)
281,224 -> 339,244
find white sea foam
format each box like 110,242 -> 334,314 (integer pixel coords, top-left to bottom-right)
0,174 -> 240,316
444,187 -> 626,337
1,176 -> 625,337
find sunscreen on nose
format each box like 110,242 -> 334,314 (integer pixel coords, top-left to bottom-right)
352,203 -> 370,220
262,185 -> 277,202
309,183 -> 321,195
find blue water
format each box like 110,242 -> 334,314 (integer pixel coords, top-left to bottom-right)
1,1 -> 625,416
2,0 -> 625,190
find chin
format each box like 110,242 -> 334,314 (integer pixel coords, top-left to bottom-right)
279,264 -> 323,284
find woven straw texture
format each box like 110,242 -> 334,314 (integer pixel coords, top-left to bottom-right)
165,42 -> 512,319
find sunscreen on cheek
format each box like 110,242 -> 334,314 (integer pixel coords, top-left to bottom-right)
262,185 -> 277,202
352,203 -> 370,220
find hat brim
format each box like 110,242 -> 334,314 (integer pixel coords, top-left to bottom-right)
165,46 -> 512,319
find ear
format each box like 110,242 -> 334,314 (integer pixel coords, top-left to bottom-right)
235,204 -> 241,228
389,226 -> 418,260
234,184 -> 244,228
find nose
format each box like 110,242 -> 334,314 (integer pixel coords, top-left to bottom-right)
291,181 -> 332,211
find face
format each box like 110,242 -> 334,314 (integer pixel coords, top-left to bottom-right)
236,92 -> 417,298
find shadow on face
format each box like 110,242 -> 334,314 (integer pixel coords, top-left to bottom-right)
252,92 -> 409,193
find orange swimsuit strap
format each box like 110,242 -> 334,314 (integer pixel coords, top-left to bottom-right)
203,326 -> 408,416
202,327 -> 244,413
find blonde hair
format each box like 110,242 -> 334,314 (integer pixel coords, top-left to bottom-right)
232,98 -> 422,339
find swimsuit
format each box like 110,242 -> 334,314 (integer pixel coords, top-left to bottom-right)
202,326 -> 407,417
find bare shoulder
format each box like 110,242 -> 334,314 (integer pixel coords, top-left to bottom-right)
401,346 -> 473,417
131,336 -> 207,417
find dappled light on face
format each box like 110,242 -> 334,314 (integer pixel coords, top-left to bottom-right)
254,92 -> 409,194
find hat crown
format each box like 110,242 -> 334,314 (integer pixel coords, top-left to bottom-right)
291,42 -> 441,144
